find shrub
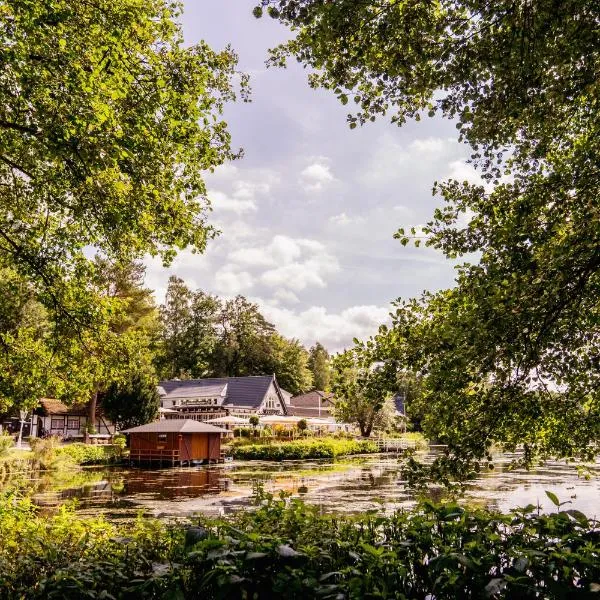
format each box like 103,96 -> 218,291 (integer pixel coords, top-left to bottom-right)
0,490 -> 598,599
56,443 -> 121,465
230,437 -> 378,460
29,436 -> 63,470
0,433 -> 14,459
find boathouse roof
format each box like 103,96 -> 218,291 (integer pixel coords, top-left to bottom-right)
122,419 -> 226,434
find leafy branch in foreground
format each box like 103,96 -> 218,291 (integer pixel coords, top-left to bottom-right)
254,1 -> 600,469
0,490 -> 598,599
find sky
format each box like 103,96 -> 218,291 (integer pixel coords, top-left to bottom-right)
145,0 -> 479,352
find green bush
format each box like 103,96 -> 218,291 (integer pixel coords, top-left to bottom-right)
0,490 -> 598,599
29,436 -> 63,470
0,433 -> 14,459
56,443 -> 121,465
230,437 -> 378,460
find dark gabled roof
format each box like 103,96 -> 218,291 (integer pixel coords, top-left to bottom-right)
161,383 -> 227,399
158,376 -> 279,409
290,391 -> 335,408
287,406 -> 333,418
122,419 -> 226,434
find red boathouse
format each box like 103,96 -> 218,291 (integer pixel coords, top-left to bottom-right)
122,419 -> 226,466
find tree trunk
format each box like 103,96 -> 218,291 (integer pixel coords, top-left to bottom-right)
359,421 -> 372,437
86,390 -> 98,443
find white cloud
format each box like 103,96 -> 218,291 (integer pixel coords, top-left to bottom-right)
445,160 -> 485,186
212,219 -> 257,240
329,212 -> 366,226
213,268 -> 254,295
272,289 -> 300,305
300,160 -> 335,192
359,134 -> 464,188
409,137 -> 449,154
257,302 -> 392,351
227,235 -> 340,291
209,190 -> 257,214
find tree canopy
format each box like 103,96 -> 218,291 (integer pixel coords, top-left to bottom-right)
1,0 -> 247,301
255,1 -> 600,468
0,0 -> 247,413
102,372 -> 160,430
155,277 -> 314,395
308,342 -> 331,391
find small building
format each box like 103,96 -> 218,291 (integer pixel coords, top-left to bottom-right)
122,419 -> 226,466
288,390 -> 335,418
34,398 -> 115,440
158,375 -> 289,422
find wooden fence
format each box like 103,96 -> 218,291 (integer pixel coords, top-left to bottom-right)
372,438 -> 419,452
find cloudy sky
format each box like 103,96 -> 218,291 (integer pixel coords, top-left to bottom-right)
145,1 -> 477,352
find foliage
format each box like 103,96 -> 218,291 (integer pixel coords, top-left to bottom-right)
249,415 -> 260,429
296,418 -> 307,432
56,443 -> 122,466
0,433 -> 14,459
255,0 -> 600,469
264,334 -> 313,395
156,276 -> 220,379
155,278 -> 315,394
0,495 -> 178,599
308,342 -> 331,391
102,372 -> 160,430
331,347 -> 394,437
0,0 -> 247,294
0,0 -> 247,412
0,490 -> 599,599
29,436 -> 64,470
229,437 -> 378,460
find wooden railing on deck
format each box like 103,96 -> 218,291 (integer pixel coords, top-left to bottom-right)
129,448 -> 180,462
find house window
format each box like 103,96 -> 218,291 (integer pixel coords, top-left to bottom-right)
157,433 -> 167,442
51,417 -> 64,429
67,417 -> 80,430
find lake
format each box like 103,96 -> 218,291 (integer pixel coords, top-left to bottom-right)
12,450 -> 599,520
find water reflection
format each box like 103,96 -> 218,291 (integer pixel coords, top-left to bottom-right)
5,452 -> 599,519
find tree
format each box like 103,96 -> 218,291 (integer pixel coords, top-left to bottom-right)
331,348 -> 392,437
266,334 -> 313,396
297,419 -> 307,434
0,0 -> 247,412
249,415 -> 260,437
1,1 -> 247,301
156,277 -> 219,379
256,1 -> 600,468
102,372 -> 160,430
308,342 -> 331,391
0,268 -> 51,413
212,296 -> 276,377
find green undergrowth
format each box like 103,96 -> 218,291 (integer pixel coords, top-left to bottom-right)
228,437 -> 379,460
0,439 -> 123,477
0,489 -> 598,599
56,442 -> 123,465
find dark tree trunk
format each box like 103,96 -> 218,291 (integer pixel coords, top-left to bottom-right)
359,421 -> 372,437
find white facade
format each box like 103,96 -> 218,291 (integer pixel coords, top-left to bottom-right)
37,414 -> 115,439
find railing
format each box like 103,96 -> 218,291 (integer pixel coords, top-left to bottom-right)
129,448 -> 180,462
372,438 -> 418,452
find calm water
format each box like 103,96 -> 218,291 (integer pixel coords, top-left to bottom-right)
10,451 -> 599,520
